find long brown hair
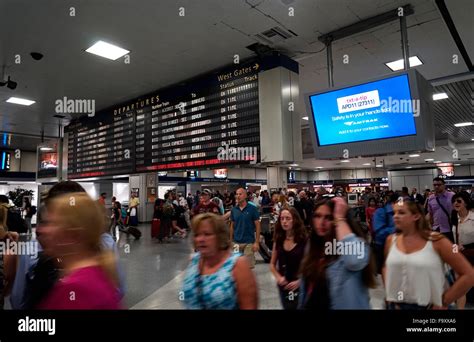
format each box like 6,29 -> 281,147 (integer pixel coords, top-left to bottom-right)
300,200 -> 376,288
273,207 -> 307,247
0,204 -> 8,240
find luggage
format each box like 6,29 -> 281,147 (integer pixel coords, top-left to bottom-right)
117,222 -> 141,240
258,233 -> 272,263
126,226 -> 142,240
151,219 -> 160,238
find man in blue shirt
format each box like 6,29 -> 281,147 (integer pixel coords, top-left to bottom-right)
230,188 -> 260,268
372,192 -> 398,274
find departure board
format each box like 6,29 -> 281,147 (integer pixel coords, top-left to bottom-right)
66,109 -> 135,178
135,62 -> 260,172
66,56 -> 298,179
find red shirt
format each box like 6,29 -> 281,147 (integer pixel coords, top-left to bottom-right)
38,266 -> 120,310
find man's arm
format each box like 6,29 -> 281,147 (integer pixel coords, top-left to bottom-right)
229,221 -> 234,242
253,219 -> 261,252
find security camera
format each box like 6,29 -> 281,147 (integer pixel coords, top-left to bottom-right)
30,52 -> 44,60
0,76 -> 17,90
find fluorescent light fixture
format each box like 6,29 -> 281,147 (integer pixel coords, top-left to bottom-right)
6,97 -> 35,106
454,164 -> 461,166
302,116 -> 309,121
290,164 -> 298,167
341,160 -> 350,163
424,158 -> 434,161
409,154 -> 420,158
471,138 -> 474,141
363,163 -> 371,166
406,166 -> 412,169
433,93 -> 448,100
376,165 -> 383,168
40,147 -> 53,151
434,161 -> 442,163
385,56 -> 423,71
454,122 -> 474,127
86,40 -> 129,60
316,167 -> 324,169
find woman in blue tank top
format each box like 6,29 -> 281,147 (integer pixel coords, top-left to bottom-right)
182,213 -> 258,309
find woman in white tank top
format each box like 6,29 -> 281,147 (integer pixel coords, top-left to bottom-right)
384,200 -> 474,309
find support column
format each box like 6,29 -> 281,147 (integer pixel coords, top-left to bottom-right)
266,167 -> 288,191
129,173 -> 158,223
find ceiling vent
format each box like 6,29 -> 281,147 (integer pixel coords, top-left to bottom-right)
255,26 -> 296,44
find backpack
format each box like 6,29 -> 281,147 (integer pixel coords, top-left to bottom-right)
7,208 -> 27,234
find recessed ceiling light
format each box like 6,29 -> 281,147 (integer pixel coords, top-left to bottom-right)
434,161 -> 442,163
406,166 -> 412,169
363,163 -> 371,166
6,97 -> 35,106
454,122 -> 474,127
341,160 -> 350,163
290,164 -> 298,167
424,158 -> 434,161
454,164 -> 461,166
385,56 -> 423,71
316,167 -> 324,169
302,116 -> 309,121
376,165 -> 383,168
86,40 -> 130,60
409,154 -> 420,157
471,138 -> 474,141
40,147 -> 53,151
433,93 -> 448,100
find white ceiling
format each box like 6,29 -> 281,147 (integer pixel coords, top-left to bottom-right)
0,0 -> 472,169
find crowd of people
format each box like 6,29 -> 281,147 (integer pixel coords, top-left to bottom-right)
0,176 -> 473,310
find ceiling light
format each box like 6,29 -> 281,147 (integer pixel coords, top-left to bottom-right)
385,56 -> 423,71
433,93 -> 448,100
454,164 -> 461,166
302,116 -> 309,121
290,164 -> 298,167
454,122 -> 474,127
409,154 -> 420,157
406,166 -> 412,169
434,161 -> 442,163
6,97 -> 35,106
86,40 -> 130,60
424,158 -> 434,161
341,160 -> 350,163
40,147 -> 53,151
376,165 -> 383,168
316,167 -> 324,169
363,163 -> 371,166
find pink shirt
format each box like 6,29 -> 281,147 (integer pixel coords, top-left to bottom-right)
38,266 -> 121,310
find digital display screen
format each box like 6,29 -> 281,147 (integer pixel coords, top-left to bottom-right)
66,59 -> 264,178
309,74 -> 417,146
213,169 -> 227,179
38,150 -> 58,178
0,151 -> 10,171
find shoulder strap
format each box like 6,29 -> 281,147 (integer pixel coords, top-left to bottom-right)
435,196 -> 452,227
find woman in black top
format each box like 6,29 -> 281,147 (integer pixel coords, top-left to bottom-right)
270,207 -> 307,310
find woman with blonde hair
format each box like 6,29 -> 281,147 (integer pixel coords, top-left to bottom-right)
182,213 -> 258,309
37,193 -> 121,309
384,200 -> 474,309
